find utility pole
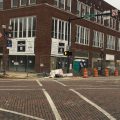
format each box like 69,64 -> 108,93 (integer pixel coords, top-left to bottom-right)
66,17 -> 71,73
2,25 -> 12,76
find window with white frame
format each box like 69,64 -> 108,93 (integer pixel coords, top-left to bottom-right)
59,0 -> 65,9
117,38 -> 120,51
0,0 -> 3,9
54,0 -> 58,6
110,17 -> 116,30
66,0 -> 72,11
11,0 -> 19,8
94,9 -> 102,24
93,30 -> 104,48
52,18 -> 70,41
54,0 -> 71,12
10,16 -> 36,38
77,0 -> 81,16
103,11 -> 117,29
29,0 -> 36,5
107,35 -> 115,50
76,25 -> 90,45
20,0 -> 27,6
81,3 -> 86,17
103,11 -> 110,27
77,1 -> 91,19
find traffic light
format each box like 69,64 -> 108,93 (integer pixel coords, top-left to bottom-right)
63,51 -> 72,56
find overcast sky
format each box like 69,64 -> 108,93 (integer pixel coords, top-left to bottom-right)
104,0 -> 120,10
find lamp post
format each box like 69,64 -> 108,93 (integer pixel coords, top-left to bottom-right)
2,25 -> 12,75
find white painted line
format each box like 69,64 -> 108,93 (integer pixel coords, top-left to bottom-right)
0,80 -> 33,82
36,80 -> 43,87
74,88 -> 120,90
0,89 -> 41,91
0,107 -> 44,120
70,89 -> 116,120
0,86 -> 28,88
42,89 -> 62,120
68,85 -> 93,87
54,80 -> 66,86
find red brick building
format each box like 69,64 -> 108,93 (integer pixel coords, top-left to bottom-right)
0,0 -> 120,75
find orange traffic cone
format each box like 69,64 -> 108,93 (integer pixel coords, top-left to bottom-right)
83,68 -> 88,78
105,68 -> 109,77
93,68 -> 98,77
114,68 -> 119,76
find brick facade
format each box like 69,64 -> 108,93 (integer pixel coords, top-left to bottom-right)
0,0 -> 120,74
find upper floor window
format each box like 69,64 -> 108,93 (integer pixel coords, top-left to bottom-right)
11,0 -> 19,8
103,11 -> 117,30
66,0 -> 72,11
76,25 -> 90,45
107,35 -> 115,50
117,38 -> 120,51
10,16 -> 36,38
110,17 -> 116,30
78,2 -> 90,19
0,0 -> 3,10
77,0 -> 81,16
54,0 -> 72,12
93,30 -> 104,48
52,18 -> 70,41
29,0 -> 36,5
20,0 -> 27,6
60,0 -> 65,9
94,9 -> 103,24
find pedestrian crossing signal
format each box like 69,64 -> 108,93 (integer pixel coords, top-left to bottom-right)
63,51 -> 72,56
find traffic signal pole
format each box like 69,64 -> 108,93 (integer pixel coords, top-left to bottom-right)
67,17 -> 71,73
2,28 -> 7,75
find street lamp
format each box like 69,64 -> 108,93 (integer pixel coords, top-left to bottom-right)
2,24 -> 12,75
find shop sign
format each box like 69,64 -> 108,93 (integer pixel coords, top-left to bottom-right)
106,54 -> 114,60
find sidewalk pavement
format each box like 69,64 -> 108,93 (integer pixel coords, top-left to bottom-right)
0,71 -> 120,81
0,72 -> 38,79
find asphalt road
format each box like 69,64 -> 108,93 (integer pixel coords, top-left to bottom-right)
0,78 -> 119,120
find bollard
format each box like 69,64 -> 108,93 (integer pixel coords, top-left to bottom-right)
114,68 -> 119,76
83,68 -> 88,78
105,68 -> 109,77
93,68 -> 98,77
